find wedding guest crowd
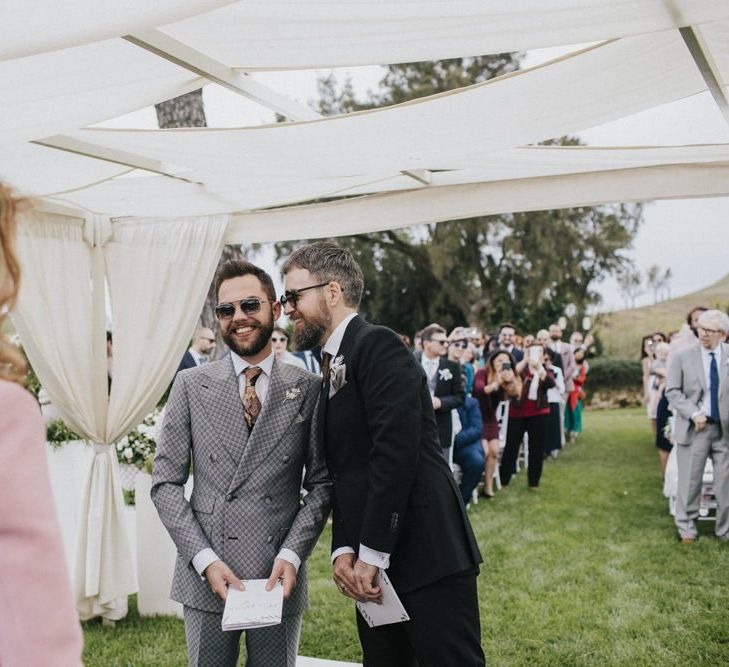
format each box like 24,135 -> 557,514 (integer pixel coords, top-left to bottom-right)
407,320 -> 592,503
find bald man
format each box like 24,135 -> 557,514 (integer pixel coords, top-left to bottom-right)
177,327 -> 216,375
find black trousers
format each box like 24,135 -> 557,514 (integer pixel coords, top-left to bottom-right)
355,568 -> 484,667
500,414 -> 549,487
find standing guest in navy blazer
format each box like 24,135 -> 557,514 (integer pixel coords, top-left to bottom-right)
176,327 -> 216,376
454,393 -> 485,506
282,241 -> 484,667
416,324 -> 466,455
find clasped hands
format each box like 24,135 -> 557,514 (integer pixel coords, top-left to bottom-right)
204,557 -> 297,600
332,553 -> 382,603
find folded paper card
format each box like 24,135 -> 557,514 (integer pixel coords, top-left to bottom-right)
221,579 -> 284,631
356,569 -> 410,628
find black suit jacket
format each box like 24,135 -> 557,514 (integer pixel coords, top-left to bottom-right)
323,316 -> 481,594
414,352 -> 465,449
176,350 -> 197,376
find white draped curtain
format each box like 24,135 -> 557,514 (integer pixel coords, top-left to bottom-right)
12,209 -> 229,620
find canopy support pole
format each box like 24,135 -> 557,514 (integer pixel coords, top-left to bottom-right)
680,26 -> 729,131
124,30 -> 323,122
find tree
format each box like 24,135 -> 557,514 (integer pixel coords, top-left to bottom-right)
617,268 -> 643,309
155,90 -> 244,356
646,264 -> 661,304
274,57 -> 643,335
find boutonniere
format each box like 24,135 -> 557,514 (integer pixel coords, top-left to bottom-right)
438,368 -> 453,381
329,355 -> 348,398
284,387 -> 301,402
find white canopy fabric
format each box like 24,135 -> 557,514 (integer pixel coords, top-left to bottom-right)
12,211 -> 228,620
45,143 -> 729,218
1,1 -> 235,60
162,0 -> 729,70
3,0 -> 729,623
0,39 -> 203,147
226,162 -> 729,243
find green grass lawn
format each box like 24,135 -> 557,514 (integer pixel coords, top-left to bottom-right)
83,408 -> 729,665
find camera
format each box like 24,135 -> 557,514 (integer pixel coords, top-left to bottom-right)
501,361 -> 512,371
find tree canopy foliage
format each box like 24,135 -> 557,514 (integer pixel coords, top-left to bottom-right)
284,55 -> 644,336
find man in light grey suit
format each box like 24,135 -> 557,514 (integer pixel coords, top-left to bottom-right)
665,309 -> 729,544
152,260 -> 332,666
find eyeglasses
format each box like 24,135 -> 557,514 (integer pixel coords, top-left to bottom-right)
279,282 -> 330,308
271,336 -> 288,343
214,298 -> 273,320
450,340 -> 468,349
428,338 -> 448,346
699,327 -> 722,335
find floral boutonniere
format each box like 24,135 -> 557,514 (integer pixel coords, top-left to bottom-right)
329,355 -> 348,398
284,386 -> 301,402
438,368 -> 453,382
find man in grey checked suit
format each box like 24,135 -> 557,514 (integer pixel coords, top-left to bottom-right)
666,309 -> 729,544
152,260 -> 332,666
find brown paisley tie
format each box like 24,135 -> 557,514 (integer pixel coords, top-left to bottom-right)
242,366 -> 263,429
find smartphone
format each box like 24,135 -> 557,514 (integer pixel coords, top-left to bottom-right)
501,361 -> 512,371
528,346 -> 541,362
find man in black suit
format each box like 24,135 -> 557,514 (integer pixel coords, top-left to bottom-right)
281,242 -> 484,667
417,324 -> 465,455
498,322 -> 524,362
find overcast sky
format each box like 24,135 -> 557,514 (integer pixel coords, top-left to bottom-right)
101,45 -> 729,314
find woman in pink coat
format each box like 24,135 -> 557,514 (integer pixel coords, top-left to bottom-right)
0,183 -> 83,666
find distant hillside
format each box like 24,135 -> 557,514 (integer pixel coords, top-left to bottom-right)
597,273 -> 729,359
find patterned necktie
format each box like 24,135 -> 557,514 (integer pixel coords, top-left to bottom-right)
321,352 -> 332,387
242,366 -> 263,429
709,352 -> 720,422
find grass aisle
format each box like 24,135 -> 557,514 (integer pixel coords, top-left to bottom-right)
83,408 -> 729,665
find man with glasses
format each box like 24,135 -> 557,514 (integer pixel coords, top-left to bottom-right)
498,322 -> 524,362
416,324 -> 466,455
281,242 -> 483,667
152,260 -> 332,667
176,327 -> 216,376
666,309 -> 729,544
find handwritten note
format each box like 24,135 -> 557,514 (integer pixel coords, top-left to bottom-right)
221,579 -> 283,631
356,569 -> 410,628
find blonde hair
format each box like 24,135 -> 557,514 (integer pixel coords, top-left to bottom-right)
0,183 -> 28,384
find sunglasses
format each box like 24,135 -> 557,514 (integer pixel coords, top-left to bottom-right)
271,336 -> 288,343
429,338 -> 448,346
214,298 -> 273,320
450,340 -> 468,349
279,282 -> 329,308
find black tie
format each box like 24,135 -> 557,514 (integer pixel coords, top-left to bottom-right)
321,352 -> 332,387
710,352 -> 720,422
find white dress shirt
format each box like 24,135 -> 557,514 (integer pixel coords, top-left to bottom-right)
323,314 -> 391,570
192,350 -> 301,577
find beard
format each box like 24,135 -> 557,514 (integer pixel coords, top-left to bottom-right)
550,333 -> 560,341
292,298 -> 332,350
222,315 -> 274,358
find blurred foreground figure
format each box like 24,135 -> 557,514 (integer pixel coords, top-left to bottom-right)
0,183 -> 83,666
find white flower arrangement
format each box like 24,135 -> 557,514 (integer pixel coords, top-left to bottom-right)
116,407 -> 165,469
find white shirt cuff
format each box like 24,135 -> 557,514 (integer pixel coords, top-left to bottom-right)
276,548 -> 301,572
691,410 -> 706,420
331,546 -> 355,564
358,544 -> 391,570
192,548 -> 220,578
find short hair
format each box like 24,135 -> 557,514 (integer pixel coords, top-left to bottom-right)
214,260 -> 276,302
687,306 -> 708,327
421,324 -> 446,342
273,326 -> 289,338
698,309 -> 729,333
282,241 -> 364,308
499,323 -> 516,334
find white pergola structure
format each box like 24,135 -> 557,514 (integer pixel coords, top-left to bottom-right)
3,1 -> 729,621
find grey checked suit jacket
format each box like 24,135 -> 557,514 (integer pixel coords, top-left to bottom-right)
151,356 -> 332,616
666,342 -> 729,445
